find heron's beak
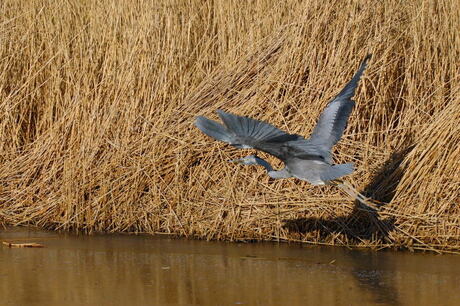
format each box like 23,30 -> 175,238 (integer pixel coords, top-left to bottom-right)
228,158 -> 242,164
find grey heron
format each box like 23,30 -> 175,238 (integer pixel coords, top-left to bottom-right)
195,55 -> 377,208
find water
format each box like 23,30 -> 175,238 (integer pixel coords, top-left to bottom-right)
1,227 -> 460,306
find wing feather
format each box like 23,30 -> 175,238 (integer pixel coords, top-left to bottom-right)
309,54 -> 371,151
195,110 -> 303,160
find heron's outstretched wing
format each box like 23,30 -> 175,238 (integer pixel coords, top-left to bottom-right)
195,110 -> 303,160
309,54 -> 371,152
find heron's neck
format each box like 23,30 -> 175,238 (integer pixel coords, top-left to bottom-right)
254,156 -> 274,172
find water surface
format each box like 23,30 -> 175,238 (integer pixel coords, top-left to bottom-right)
1,227 -> 459,305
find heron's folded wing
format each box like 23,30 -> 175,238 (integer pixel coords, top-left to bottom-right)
309,55 -> 371,151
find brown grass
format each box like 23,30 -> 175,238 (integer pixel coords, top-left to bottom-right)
0,0 -> 459,253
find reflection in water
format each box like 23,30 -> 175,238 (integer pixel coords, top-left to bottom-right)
1,227 -> 460,305
348,251 -> 400,305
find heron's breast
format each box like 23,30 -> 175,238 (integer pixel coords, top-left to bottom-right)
286,159 -> 328,185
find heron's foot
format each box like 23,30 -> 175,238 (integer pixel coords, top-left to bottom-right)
354,191 -> 386,208
228,155 -> 258,166
332,180 -> 381,211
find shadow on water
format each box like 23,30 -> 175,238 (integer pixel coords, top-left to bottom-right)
282,146 -> 414,306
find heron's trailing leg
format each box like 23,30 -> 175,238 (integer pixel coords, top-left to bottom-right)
229,155 -> 292,179
330,179 -> 382,211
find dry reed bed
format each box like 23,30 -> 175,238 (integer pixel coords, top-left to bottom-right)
0,0 -> 459,252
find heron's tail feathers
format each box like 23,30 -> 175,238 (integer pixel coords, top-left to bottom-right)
320,163 -> 354,182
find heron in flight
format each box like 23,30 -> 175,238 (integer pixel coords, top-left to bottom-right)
195,55 -> 376,207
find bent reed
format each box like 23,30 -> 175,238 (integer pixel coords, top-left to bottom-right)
0,0 -> 459,253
